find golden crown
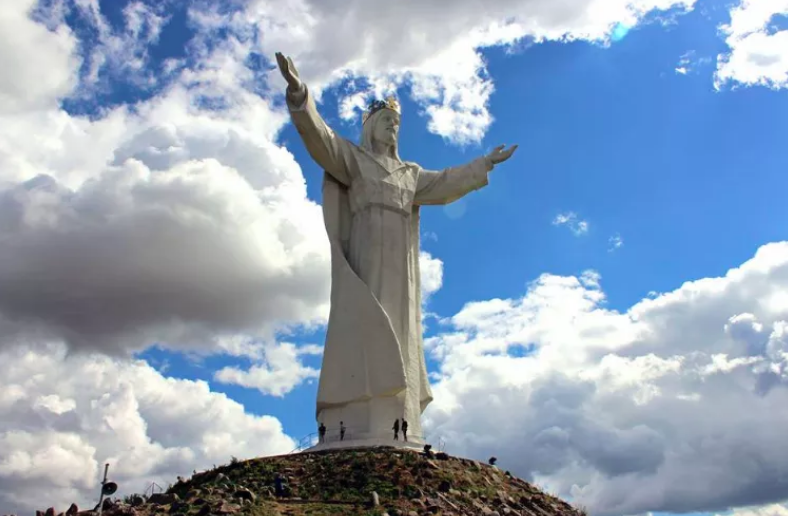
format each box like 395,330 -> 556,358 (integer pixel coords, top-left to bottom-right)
361,96 -> 401,124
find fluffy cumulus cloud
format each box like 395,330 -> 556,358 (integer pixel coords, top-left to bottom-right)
0,343 -> 295,515
0,0 -> 79,113
419,251 -> 444,300
0,3 -> 332,356
71,0 -> 170,90
0,0 -> 703,359
0,151 -> 329,354
0,3 -> 322,512
202,0 -> 697,144
423,242 -> 788,516
213,341 -> 322,396
716,0 -> 788,89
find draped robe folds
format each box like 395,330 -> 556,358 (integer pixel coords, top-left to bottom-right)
287,86 -> 492,443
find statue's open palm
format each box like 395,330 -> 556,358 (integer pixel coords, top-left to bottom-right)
275,52 -> 302,91
487,144 -> 518,165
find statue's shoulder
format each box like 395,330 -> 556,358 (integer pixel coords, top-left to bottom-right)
340,139 -> 367,158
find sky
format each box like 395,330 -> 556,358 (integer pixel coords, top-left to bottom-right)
1,0 -> 788,515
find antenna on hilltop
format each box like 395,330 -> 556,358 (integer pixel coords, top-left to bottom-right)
145,482 -> 163,498
96,464 -> 118,516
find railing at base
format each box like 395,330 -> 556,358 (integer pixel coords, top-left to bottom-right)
289,427 -> 431,453
290,432 -> 319,453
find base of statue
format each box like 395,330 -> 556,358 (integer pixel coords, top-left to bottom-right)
303,436 -> 425,453
315,394 -> 426,452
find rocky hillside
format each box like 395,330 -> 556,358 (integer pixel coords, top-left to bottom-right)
28,447 -> 586,516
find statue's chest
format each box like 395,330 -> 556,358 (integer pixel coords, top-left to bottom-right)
349,152 -> 418,215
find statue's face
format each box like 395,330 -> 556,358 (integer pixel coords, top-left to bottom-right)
372,109 -> 400,146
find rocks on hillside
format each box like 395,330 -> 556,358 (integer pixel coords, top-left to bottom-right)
31,447 -> 586,516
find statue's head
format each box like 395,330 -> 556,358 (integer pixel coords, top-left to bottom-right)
360,96 -> 401,158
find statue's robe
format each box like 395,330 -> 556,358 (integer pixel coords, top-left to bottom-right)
288,87 -> 492,443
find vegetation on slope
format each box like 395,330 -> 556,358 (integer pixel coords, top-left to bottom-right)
32,447 -> 586,516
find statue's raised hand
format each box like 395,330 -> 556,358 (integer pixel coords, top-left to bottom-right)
275,52 -> 302,92
487,144 -> 518,166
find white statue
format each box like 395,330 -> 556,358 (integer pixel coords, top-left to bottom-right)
276,53 -> 517,445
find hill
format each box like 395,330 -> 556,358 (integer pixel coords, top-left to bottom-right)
34,447 -> 586,516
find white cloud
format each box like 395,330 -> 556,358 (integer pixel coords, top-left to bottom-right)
0,11 -> 329,511
723,503 -> 788,516
608,233 -> 624,251
0,149 -> 330,354
0,9 -> 332,356
580,270 -> 602,289
419,251 -> 445,327
715,0 -> 788,89
52,0 -> 172,95
213,341 -> 322,397
0,343 -> 295,515
420,251 -> 445,300
553,212 -> 590,235
424,241 -> 788,516
192,0 -> 696,144
0,0 -> 80,113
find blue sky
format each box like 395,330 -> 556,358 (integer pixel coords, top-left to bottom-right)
2,0 -> 788,515
229,0 -> 788,437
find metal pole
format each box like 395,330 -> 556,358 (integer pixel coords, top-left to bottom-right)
97,463 -> 109,516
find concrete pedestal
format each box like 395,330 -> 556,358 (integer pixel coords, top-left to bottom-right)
304,437 -> 425,453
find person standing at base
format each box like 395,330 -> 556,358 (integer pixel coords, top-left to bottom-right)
401,419 -> 408,442
393,419 -> 400,440
318,422 -> 326,443
340,421 -> 346,441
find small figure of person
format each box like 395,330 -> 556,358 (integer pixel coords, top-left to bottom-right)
274,473 -> 285,497
318,422 -> 326,443
392,418 -> 400,440
340,421 -> 346,441
401,419 -> 408,442
274,472 -> 291,497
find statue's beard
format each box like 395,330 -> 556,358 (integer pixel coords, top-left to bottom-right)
374,134 -> 397,150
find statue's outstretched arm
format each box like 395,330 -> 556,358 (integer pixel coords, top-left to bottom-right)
276,52 -> 353,185
414,157 -> 491,206
414,145 -> 517,206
